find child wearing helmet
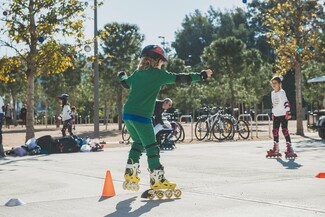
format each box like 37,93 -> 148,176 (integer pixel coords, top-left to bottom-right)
58,94 -> 74,137
266,76 -> 297,159
118,45 -> 213,198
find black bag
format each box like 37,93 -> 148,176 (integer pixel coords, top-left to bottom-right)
57,136 -> 80,153
36,135 -> 57,154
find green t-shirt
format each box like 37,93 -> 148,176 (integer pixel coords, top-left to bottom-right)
120,68 -> 201,118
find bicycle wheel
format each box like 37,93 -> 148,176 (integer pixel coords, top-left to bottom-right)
169,122 -> 182,142
177,122 -> 185,142
237,120 -> 250,139
212,118 -> 233,140
122,124 -> 130,142
194,119 -> 208,141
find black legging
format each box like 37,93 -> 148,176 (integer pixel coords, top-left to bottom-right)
273,116 -> 291,143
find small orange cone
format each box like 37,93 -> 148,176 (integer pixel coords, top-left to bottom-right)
102,170 -> 116,197
315,173 -> 325,178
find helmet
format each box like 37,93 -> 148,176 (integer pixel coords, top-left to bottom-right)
58,93 -> 69,100
140,45 -> 168,62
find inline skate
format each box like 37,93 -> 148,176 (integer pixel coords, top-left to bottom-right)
266,142 -> 282,158
123,159 -> 141,191
141,165 -> 181,199
285,142 -> 297,159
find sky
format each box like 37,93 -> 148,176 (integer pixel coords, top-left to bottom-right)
0,0 -> 246,57
84,0 -> 246,47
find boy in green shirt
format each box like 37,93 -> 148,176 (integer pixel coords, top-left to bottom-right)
118,45 -> 213,199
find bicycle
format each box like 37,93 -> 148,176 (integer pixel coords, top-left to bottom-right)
121,123 -> 131,144
194,106 -> 232,141
223,112 -> 250,140
161,112 -> 185,143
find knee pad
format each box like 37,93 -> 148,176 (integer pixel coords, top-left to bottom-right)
131,142 -> 143,156
282,128 -> 289,137
272,128 -> 279,137
145,143 -> 160,159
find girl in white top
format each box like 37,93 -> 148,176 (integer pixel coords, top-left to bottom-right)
266,76 -> 297,159
58,94 -> 74,137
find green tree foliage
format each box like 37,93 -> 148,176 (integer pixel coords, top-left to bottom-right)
172,9 -> 216,66
262,0 -> 324,135
202,37 -> 269,111
0,56 -> 27,124
302,61 -> 325,107
202,37 -> 246,108
99,22 -> 144,129
0,0 -> 86,140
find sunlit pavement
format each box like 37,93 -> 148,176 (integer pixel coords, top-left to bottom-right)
0,137 -> 325,217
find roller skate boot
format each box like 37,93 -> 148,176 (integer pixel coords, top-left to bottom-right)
123,159 -> 141,191
285,142 -> 297,159
141,165 -> 181,199
266,142 -> 282,158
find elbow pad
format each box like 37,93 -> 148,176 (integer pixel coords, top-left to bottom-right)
284,101 -> 291,110
200,70 -> 208,81
175,74 -> 192,85
120,80 -> 129,89
117,71 -> 129,89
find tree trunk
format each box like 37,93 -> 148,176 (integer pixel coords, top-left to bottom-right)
117,86 -> 123,130
230,80 -> 236,110
45,100 -> 48,128
294,62 -> 304,135
12,96 -> 17,125
26,73 -> 35,141
25,0 -> 37,141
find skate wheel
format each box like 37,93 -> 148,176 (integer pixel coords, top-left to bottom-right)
165,190 -> 173,198
129,183 -> 134,191
123,181 -> 128,190
174,189 -> 182,198
156,190 -> 164,199
148,190 -> 155,200
131,183 -> 138,191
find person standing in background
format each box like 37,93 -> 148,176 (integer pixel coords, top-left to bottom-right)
20,104 -> 27,127
4,103 -> 12,129
0,96 -> 5,158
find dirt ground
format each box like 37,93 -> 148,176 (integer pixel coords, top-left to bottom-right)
1,120 -> 320,151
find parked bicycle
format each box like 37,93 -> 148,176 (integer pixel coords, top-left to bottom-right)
122,112 -> 185,145
194,106 -> 232,141
222,108 -> 250,140
162,112 -> 185,143
121,124 -> 131,143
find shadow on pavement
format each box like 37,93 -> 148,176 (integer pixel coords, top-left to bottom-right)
276,158 -> 302,170
104,196 -> 176,217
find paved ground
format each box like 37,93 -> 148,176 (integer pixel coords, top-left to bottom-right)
0,126 -> 325,217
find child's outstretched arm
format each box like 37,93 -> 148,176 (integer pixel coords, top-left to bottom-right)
117,71 -> 130,89
165,69 -> 213,85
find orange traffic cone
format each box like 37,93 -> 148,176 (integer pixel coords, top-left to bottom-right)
102,170 -> 116,197
315,173 -> 325,178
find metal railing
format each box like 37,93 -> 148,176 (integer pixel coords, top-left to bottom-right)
179,114 -> 193,142
255,114 -> 271,138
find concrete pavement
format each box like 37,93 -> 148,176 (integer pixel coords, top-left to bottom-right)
1,137 -> 325,217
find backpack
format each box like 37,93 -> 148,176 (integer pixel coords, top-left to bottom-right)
36,135 -> 57,154
57,136 -> 80,153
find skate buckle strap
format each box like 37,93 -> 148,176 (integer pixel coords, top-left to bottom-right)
131,147 -> 142,154
148,154 -> 160,159
126,162 -> 139,169
145,143 -> 158,149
